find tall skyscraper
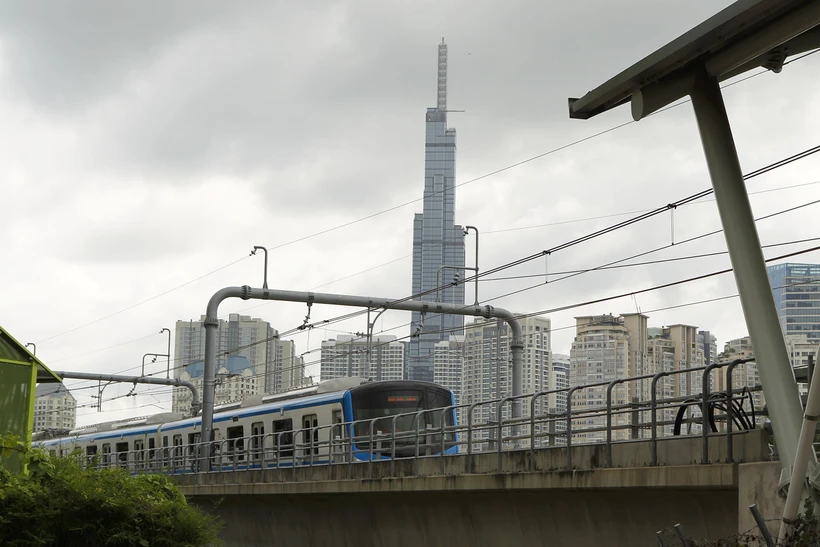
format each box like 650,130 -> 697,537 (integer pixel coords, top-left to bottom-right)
767,263 -> 820,341
408,39 -> 466,382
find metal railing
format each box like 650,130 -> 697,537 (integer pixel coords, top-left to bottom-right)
69,359 -> 768,479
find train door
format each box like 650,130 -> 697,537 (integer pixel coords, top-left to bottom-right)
226,425 -> 244,464
251,422 -> 264,463
115,442 -> 129,468
102,443 -> 111,468
331,409 -> 344,462
272,419 -> 293,459
301,414 -> 318,457
134,439 -> 144,470
173,435 -> 183,468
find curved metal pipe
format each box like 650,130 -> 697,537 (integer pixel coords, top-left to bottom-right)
201,286 -> 524,458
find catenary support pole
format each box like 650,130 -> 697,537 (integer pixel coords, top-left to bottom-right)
54,371 -> 201,416
200,286 -> 524,463
689,71 -> 809,495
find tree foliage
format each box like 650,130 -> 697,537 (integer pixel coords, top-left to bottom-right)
0,434 -> 222,547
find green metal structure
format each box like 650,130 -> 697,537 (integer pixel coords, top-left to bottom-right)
0,326 -> 61,472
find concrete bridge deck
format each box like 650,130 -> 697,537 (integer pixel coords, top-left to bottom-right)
177,431 -> 784,546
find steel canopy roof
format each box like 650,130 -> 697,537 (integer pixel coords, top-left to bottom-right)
569,0 -> 820,120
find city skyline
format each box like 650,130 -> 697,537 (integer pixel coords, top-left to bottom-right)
4,2 -> 819,428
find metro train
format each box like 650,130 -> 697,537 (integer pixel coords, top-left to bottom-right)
36,378 -> 458,472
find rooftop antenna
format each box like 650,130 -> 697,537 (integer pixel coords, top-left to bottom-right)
437,39 -> 447,112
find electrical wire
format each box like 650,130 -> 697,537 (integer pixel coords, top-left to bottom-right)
36,51 -> 820,348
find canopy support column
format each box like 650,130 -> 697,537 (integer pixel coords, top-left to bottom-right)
689,71 -> 809,496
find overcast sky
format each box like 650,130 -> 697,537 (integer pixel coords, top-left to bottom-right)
3,1 -> 820,426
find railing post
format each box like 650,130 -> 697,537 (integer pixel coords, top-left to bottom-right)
413,411 -> 424,476
497,398 -> 508,473
348,421 -> 354,479
466,403 -> 477,474
391,415 -> 399,477
702,363 -> 722,464
440,406 -> 451,476
530,391 -> 544,471
630,397 -> 640,440
606,379 -> 620,468
368,418 -> 378,479
566,386 -> 580,470
650,372 -> 665,466
725,359 -> 743,463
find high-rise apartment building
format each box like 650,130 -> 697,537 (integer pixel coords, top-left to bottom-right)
570,315 -> 705,442
173,355 -> 265,414
570,315 -> 639,443
550,353 -> 570,415
172,314 -> 302,411
768,263 -> 820,341
33,384 -> 76,433
461,316 -> 551,442
320,335 -> 405,382
433,335 -> 464,404
408,39 -> 466,382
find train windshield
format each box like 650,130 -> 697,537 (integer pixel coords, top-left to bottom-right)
350,383 -> 454,438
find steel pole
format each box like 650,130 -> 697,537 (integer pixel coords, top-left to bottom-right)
465,225 -> 480,305
690,72 -> 808,494
161,328 -> 172,378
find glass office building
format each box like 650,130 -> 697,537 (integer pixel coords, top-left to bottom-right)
767,263 -> 820,341
407,40 -> 465,382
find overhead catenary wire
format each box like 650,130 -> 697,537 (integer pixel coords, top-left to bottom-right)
36,52 -> 820,348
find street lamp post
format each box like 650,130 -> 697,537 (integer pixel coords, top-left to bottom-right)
251,246 -> 269,289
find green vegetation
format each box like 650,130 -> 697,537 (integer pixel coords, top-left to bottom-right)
0,433 -> 222,547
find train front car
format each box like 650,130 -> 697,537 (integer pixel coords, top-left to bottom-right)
345,380 -> 457,460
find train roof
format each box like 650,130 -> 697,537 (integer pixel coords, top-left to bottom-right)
40,377 -> 368,445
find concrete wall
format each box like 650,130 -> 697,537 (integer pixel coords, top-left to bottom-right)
178,432 -> 779,546
192,488 -> 737,547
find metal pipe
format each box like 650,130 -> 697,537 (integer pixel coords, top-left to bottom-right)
701,362 -> 728,464
161,328 -> 172,378
690,72 -> 808,495
25,342 -> 36,356
436,265 -> 477,303
252,246 -> 269,289
749,504 -> 775,547
650,372 -> 669,466
778,348 -> 820,541
141,352 -> 169,377
54,370 -> 200,415
464,225 -> 480,305
201,286 -> 524,452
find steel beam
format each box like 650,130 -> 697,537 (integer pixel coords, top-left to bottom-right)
689,71 -> 808,496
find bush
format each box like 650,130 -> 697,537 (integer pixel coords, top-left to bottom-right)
0,437 -> 222,546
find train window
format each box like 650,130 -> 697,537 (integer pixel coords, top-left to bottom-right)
301,414 -> 319,456
86,445 -> 98,457
116,442 -> 129,464
273,419 -> 293,457
148,438 -> 155,460
226,426 -> 244,461
102,443 -> 112,465
251,422 -> 264,461
163,436 -> 169,447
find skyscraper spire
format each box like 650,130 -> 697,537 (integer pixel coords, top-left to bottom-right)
437,38 -> 447,112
